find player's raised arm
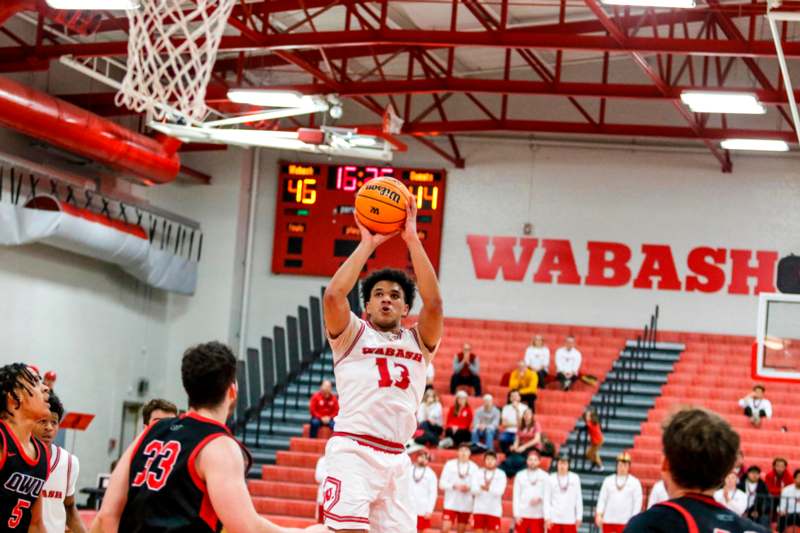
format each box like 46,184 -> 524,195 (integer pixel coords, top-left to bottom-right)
323,217 -> 397,338
401,195 -> 443,352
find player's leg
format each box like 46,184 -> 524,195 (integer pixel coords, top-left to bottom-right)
369,452 -> 415,533
455,516 -> 468,533
322,438 -> 379,531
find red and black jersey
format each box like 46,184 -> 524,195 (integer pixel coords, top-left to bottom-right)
0,420 -> 49,531
625,493 -> 770,533
119,412 -> 252,533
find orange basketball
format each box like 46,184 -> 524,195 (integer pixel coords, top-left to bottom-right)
354,177 -> 410,234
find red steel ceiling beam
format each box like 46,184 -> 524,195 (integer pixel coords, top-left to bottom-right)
583,0 -> 731,172
400,119 -> 795,142
5,33 -> 800,62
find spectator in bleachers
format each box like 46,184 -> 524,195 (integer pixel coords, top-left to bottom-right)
499,390 -> 529,454
471,394 -> 500,452
509,360 -> 539,410
555,336 -> 582,391
309,379 -> 338,438
767,457 -> 794,518
471,451 -> 508,533
714,471 -> 747,516
584,408 -> 605,472
595,452 -> 643,533
777,469 -> 800,532
646,480 -> 669,509
416,388 -> 444,447
544,453 -> 583,533
450,343 -> 482,397
409,447 -> 438,533
440,390 -> 474,448
525,334 -> 550,388
142,398 -> 179,427
440,443 -> 477,533
314,455 -> 327,523
513,452 -> 548,533
500,409 -> 542,478
738,465 -> 771,526
738,384 -> 772,427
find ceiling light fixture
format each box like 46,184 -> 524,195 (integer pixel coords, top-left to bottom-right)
601,0 -> 695,8
720,139 -> 790,152
680,91 -> 766,114
46,0 -> 139,8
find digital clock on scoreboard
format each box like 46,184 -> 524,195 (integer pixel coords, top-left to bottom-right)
272,161 -> 447,277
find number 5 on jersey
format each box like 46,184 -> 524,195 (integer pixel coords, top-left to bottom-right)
132,440 -> 181,491
376,358 -> 410,389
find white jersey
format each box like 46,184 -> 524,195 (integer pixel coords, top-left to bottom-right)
411,465 -> 438,517
647,480 -> 669,509
544,472 -> 583,525
513,468 -> 549,519
471,467 -> 507,517
440,459 -> 477,513
328,312 -> 435,445
596,474 -> 643,525
41,444 -> 79,533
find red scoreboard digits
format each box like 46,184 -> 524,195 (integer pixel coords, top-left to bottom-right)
272,161 -> 447,277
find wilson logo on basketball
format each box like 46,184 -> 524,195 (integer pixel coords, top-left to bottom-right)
467,235 -> 778,295
364,184 -> 402,204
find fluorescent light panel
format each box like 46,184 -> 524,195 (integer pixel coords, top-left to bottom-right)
227,89 -> 316,108
46,0 -> 139,8
720,139 -> 789,152
680,91 -> 766,114
601,0 -> 695,8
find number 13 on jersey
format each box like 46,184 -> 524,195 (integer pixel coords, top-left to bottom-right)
375,358 -> 410,390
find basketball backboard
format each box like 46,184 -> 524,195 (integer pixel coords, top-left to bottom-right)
753,292 -> 800,382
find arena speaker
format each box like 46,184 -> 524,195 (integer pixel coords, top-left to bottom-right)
777,254 -> 800,294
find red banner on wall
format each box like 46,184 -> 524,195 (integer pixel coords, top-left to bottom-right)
466,235 -> 778,295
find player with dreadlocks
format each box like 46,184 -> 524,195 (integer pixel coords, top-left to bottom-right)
0,362 -> 52,532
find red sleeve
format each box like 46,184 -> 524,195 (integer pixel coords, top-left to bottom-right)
309,393 -> 322,418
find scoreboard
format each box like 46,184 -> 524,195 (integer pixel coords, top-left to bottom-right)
271,161 -> 447,277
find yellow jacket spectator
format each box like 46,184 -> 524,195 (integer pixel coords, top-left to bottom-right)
509,360 -> 538,410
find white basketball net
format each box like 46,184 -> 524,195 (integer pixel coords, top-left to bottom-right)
115,0 -> 236,123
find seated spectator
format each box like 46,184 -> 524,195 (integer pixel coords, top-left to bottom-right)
524,335 -> 550,387
555,336 -> 582,391
778,469 -> 800,533
509,360 -> 538,410
450,343 -> 482,397
738,465 -> 771,526
471,394 -> 500,451
309,379 -> 338,438
714,471 -> 747,516
499,390 -> 529,455
738,384 -> 772,427
767,458 -> 794,519
142,398 -> 179,427
440,390 -> 474,449
499,410 -> 542,478
416,388 -> 444,447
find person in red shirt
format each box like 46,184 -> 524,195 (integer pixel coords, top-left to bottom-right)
441,390 -> 474,448
584,408 -> 604,472
766,457 -> 793,518
309,379 -> 339,438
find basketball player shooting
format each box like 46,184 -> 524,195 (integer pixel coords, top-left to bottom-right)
321,188 -> 444,531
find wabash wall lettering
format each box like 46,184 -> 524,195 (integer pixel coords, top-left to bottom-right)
466,236 -> 778,295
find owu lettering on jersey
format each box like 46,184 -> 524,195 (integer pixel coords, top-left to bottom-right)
4,473 -> 45,498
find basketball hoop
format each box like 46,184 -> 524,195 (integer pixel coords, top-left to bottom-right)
115,0 -> 236,123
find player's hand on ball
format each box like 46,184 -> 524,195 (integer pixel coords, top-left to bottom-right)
400,191 -> 418,243
354,213 -> 398,248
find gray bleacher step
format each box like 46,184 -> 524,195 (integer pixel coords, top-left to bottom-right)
618,350 -> 680,363
625,340 -> 685,352
567,433 -> 635,449
605,371 -> 668,384
244,420 -> 304,438
240,434 -> 291,449
611,360 -> 673,373
598,382 -> 662,396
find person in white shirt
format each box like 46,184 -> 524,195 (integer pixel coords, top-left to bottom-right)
416,388 -> 444,446
714,471 -> 748,516
471,451 -> 507,533
544,454 -> 583,533
778,469 -> 800,533
440,443 -> 477,533
409,448 -> 438,533
555,336 -> 582,391
738,384 -> 773,427
524,335 -> 550,388
498,390 -> 528,454
314,455 -> 327,523
646,480 -> 669,509
595,452 -> 643,533
33,394 -> 87,533
514,452 -> 549,533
